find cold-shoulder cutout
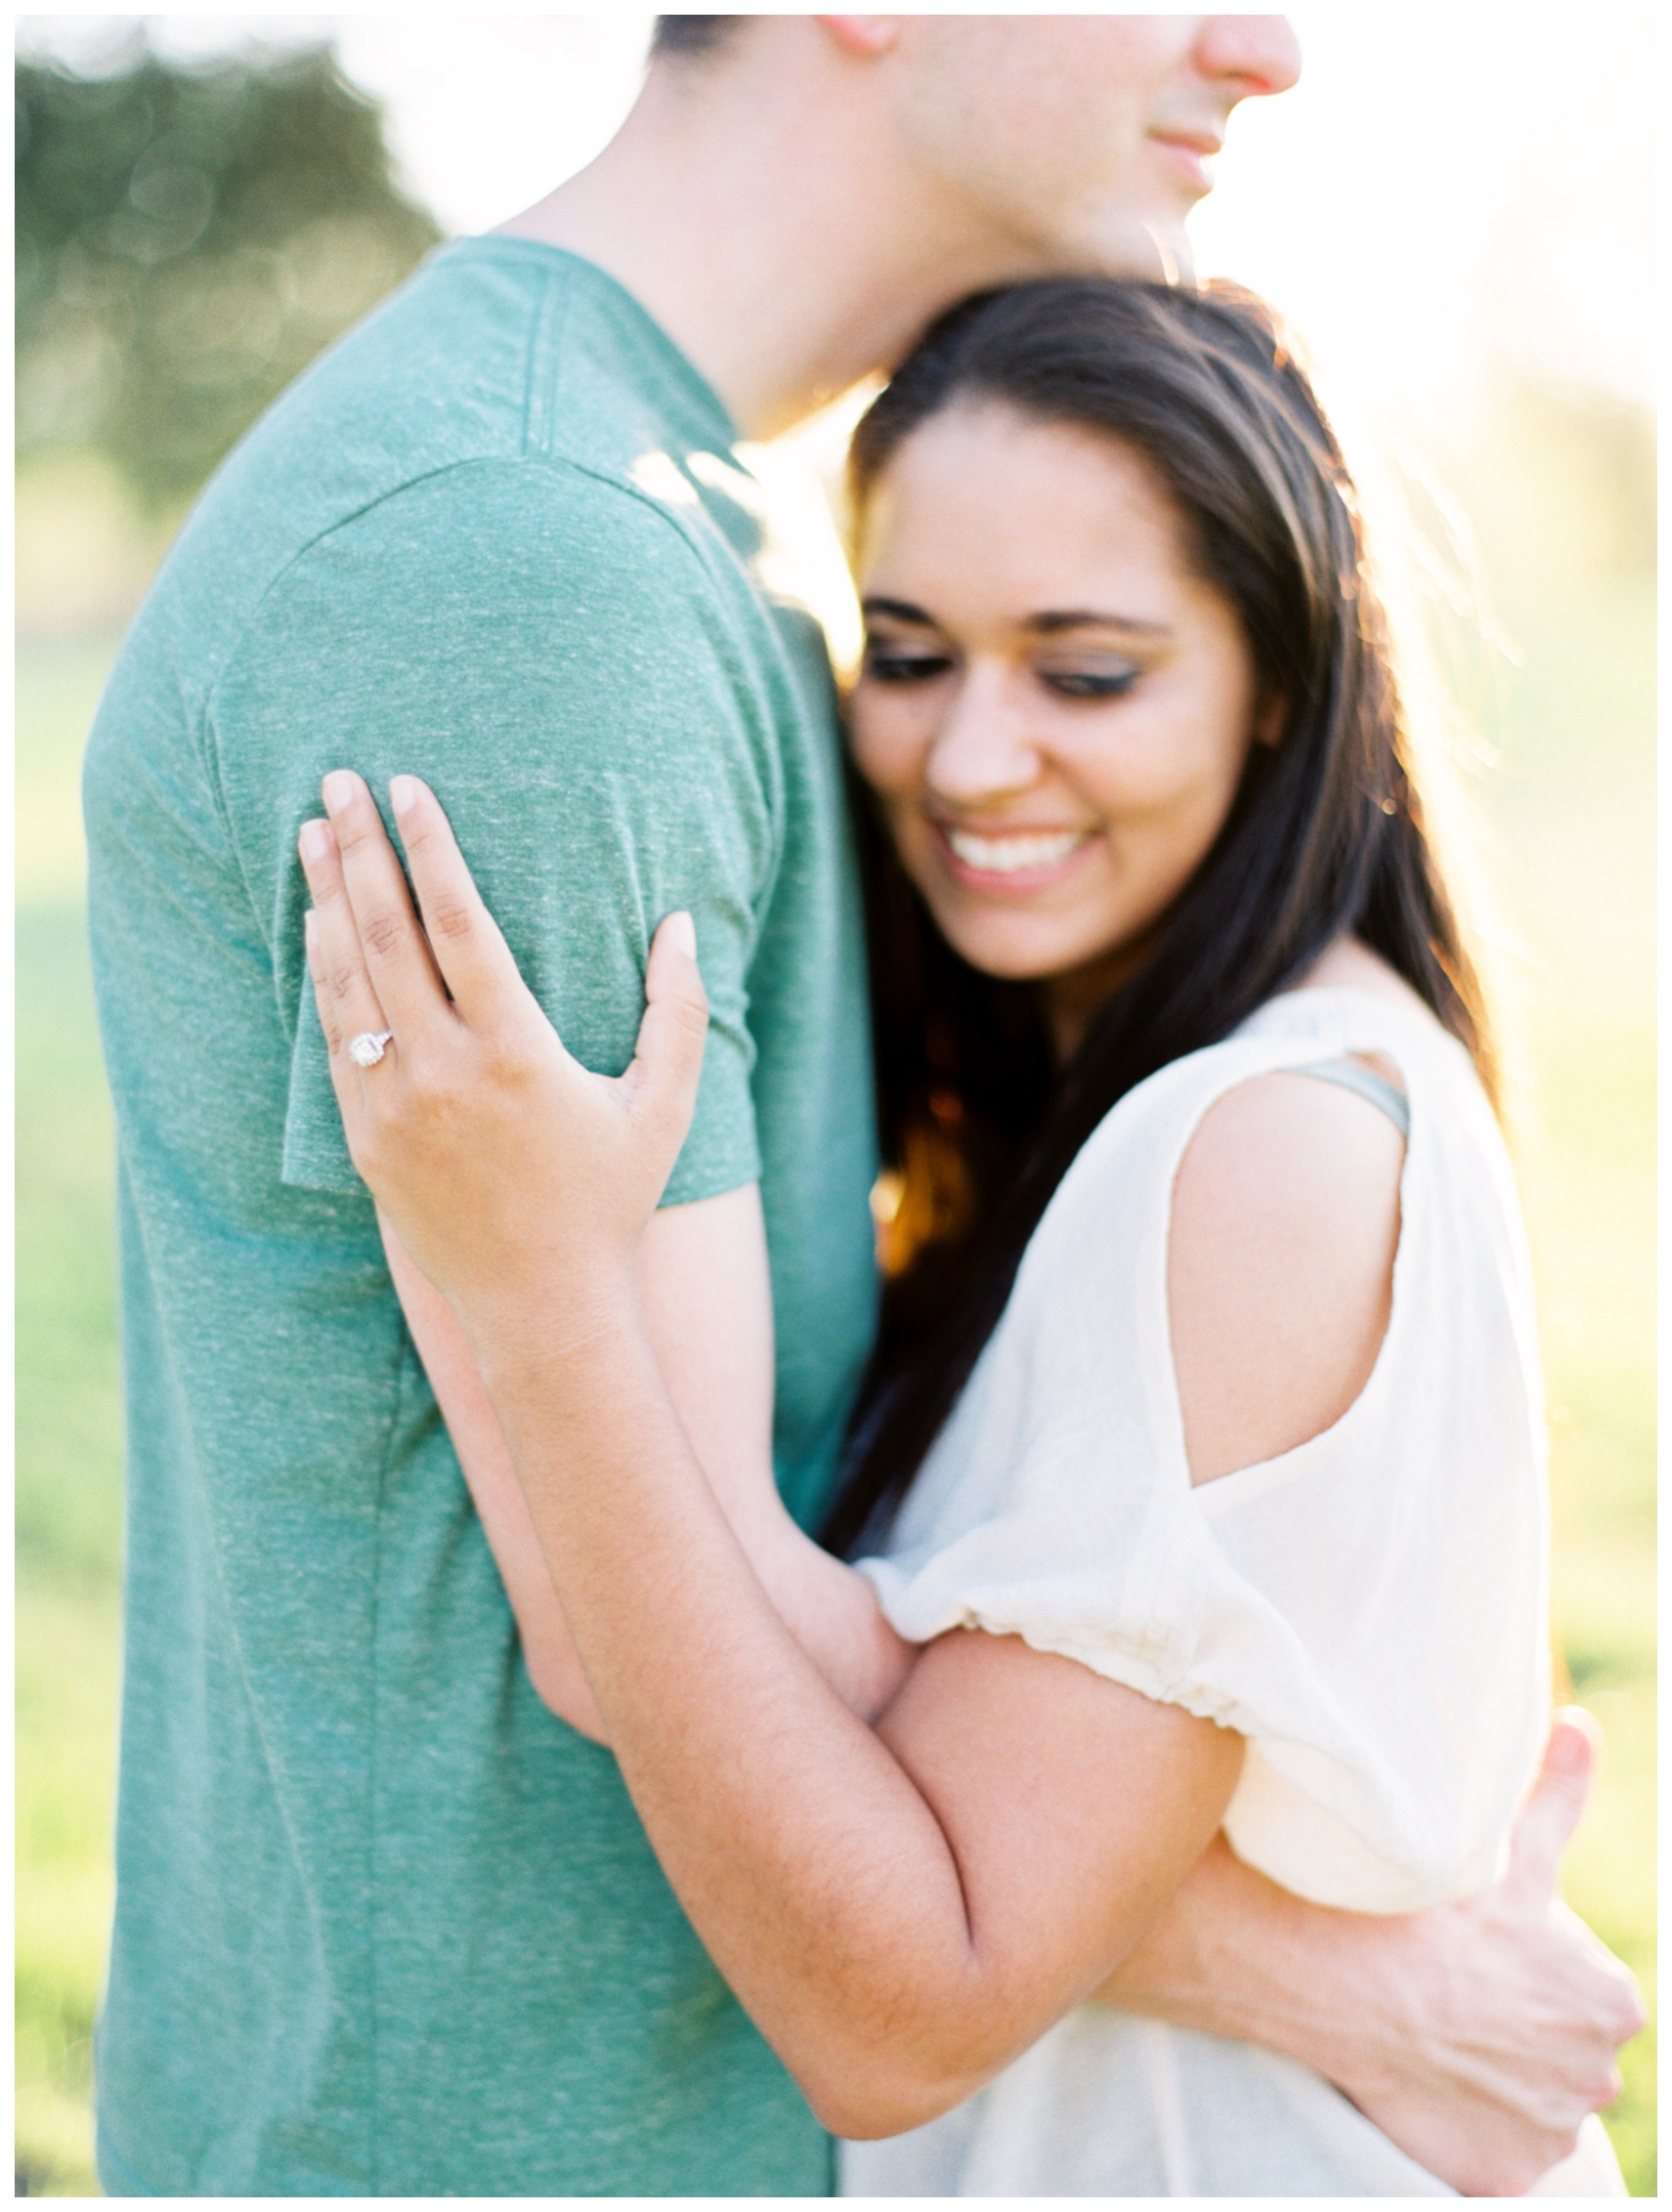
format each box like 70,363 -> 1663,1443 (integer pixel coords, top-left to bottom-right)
1169,1066 -> 1406,1486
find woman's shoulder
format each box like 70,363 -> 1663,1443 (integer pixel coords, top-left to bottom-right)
1282,934 -> 1436,1022
1014,942 -> 1512,1465
1167,1048 -> 1408,1486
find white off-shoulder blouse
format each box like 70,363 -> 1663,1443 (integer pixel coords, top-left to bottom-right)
842,987 -> 1620,2196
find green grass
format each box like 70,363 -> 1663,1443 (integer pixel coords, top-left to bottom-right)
14,451 -> 1655,2191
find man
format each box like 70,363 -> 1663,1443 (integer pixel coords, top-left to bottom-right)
84,17 -> 1639,2194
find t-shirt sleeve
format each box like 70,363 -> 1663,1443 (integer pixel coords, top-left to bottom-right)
855,1046 -> 1549,1915
207,457 -> 780,1206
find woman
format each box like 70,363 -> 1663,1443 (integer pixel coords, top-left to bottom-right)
297,279 -> 1624,2193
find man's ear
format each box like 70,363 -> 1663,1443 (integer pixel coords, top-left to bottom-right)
815,18 -> 900,60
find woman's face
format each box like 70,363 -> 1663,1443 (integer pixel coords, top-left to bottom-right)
849,401 -> 1271,1054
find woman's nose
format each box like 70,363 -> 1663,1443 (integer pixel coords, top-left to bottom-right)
1194,16 -> 1303,101
923,671 -> 1044,806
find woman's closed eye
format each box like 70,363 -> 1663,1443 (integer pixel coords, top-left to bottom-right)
862,645 -> 1140,698
1040,663 -> 1138,701
863,640 -> 956,683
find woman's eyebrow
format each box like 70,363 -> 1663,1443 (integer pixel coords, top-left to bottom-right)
861,598 -> 1174,640
860,595 -> 939,626
1026,610 -> 1173,638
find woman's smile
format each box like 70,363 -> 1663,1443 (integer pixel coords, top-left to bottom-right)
933,820 -> 1099,889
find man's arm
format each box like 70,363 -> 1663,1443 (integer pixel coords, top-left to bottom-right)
383,1187 -> 910,1740
1099,1717 -> 1645,2195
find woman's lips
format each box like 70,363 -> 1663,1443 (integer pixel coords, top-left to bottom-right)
934,823 -> 1097,893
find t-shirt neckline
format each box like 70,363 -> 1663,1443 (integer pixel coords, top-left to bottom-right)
440,233 -> 742,449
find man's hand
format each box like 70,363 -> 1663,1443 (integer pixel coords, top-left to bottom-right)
1102,1712 -> 1645,2196
1332,1711 -> 1644,2192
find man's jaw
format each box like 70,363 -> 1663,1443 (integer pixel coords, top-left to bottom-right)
1068,206 -> 1198,288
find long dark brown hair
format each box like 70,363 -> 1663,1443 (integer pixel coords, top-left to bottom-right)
822,276 -> 1494,1557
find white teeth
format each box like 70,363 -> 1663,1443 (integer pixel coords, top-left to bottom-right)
944,828 -> 1089,875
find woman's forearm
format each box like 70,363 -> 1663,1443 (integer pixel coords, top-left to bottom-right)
469,1274 -> 1239,2138
388,1204 -> 910,1739
298,774 -> 1242,2133
476,1276 -> 996,2135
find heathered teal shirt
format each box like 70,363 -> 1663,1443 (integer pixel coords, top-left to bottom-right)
83,238 -> 879,2196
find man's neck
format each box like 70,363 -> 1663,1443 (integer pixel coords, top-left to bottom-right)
495,54 -> 1050,442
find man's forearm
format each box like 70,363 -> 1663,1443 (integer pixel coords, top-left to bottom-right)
1096,1833 -> 1403,2080
1097,1822 -> 1641,2197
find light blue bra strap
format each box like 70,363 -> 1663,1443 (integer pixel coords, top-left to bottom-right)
1288,1057 -> 1410,1138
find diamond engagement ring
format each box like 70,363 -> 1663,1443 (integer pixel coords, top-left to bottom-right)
348,1030 -> 395,1068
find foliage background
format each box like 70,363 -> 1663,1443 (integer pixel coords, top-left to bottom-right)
17,42 -> 440,507
15,16 -> 1655,2198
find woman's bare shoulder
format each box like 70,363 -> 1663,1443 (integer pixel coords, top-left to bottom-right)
1167,1035 -> 1407,1488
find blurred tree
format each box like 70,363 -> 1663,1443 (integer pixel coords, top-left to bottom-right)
16,35 -> 442,508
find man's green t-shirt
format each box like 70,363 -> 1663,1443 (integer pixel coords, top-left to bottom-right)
83,238 -> 879,2196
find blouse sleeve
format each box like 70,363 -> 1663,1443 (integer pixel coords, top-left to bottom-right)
856,1024 -> 1551,1914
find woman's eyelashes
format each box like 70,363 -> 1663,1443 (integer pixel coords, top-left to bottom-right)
1041,665 -> 1138,700
862,639 -> 1140,700
864,643 -> 956,683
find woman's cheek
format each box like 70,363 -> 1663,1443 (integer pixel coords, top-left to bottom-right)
848,697 -> 926,804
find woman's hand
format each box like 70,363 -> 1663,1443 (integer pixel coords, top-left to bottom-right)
298,770 -> 708,1367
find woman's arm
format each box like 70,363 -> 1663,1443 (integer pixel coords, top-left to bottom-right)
431,1287 -> 1244,2134
383,1183 -> 909,1740
382,1216 -> 602,1730
301,772 -> 1241,2132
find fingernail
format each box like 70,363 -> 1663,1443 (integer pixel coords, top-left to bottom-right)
1546,1715 -> 1597,1773
669,911 -> 697,958
304,909 -> 318,946
299,819 -> 332,864
322,771 -> 356,814
390,776 -> 418,818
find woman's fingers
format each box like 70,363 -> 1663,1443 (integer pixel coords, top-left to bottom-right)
319,772 -> 449,1035
302,905 -> 371,1135
622,912 -> 708,1192
385,776 -> 532,1023
299,814 -> 394,1072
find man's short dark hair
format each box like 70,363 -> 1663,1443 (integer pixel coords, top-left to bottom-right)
651,17 -> 743,63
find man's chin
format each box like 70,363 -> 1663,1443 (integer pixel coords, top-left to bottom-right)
1051,211 -> 1197,289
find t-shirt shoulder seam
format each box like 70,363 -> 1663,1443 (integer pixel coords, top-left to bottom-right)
207,451 -> 736,709
194,448 -> 773,979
